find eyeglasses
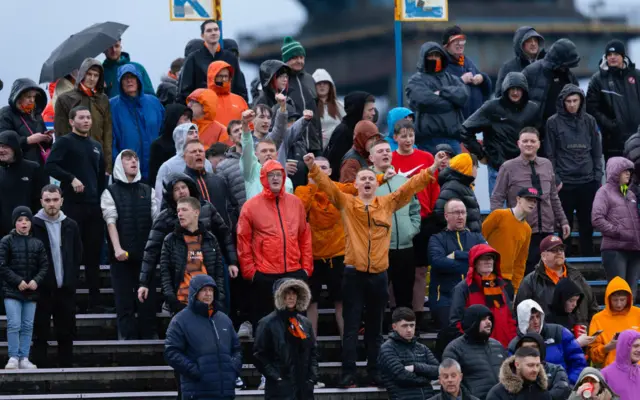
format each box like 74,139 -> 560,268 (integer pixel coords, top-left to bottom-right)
216,75 -> 230,81
267,171 -> 283,178
545,247 -> 565,254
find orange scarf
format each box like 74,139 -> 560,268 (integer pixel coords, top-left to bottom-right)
18,103 -> 35,114
288,317 -> 307,339
208,304 -> 214,318
434,58 -> 443,72
544,264 -> 566,285
80,83 -> 96,97
481,273 -> 504,309
168,71 -> 178,80
457,55 -> 465,66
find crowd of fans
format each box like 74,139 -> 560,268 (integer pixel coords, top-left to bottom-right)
1,18 -> 640,400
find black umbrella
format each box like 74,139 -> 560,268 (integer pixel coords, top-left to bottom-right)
39,21 -> 129,83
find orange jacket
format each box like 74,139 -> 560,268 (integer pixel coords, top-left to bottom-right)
295,181 -> 358,259
186,88 -> 232,148
237,160 -> 313,280
310,163 -> 434,273
207,61 -> 249,127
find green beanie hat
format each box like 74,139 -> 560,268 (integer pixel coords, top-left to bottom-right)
281,36 -> 306,63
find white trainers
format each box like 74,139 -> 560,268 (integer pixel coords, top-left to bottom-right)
258,375 -> 266,390
314,381 -> 326,389
4,357 -> 18,370
19,358 -> 37,369
235,376 -> 244,389
237,321 -> 253,339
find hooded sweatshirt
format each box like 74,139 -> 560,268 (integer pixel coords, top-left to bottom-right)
186,88 -> 231,148
35,208 -> 65,288
102,52 -> 154,98
602,330 -> 640,400
546,278 -> 584,329
589,277 -> 640,367
570,367 -> 619,400
252,60 -> 294,109
495,26 -> 546,97
312,68 -> 345,149
206,61 -> 248,126
385,107 -> 414,152
339,120 -> 381,183
148,104 -> 191,186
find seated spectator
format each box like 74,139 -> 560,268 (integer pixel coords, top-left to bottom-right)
427,358 -> 480,400
546,278 -> 594,348
442,304 -> 508,400
378,307 -> 439,400
186,88 -> 231,148
207,61 -> 249,126
601,329 -> 640,400
486,346 -> 551,400
156,57 -> 183,107
449,244 -> 517,348
339,120 -> 381,183
569,367 -> 618,400
510,299 -> 586,384
588,277 -> 640,367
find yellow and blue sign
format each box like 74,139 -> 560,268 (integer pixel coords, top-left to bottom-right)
395,0 -> 449,22
170,0 -> 222,21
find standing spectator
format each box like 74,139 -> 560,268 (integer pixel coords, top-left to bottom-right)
428,199 -> 486,329
312,68 -> 345,150
339,120 -> 381,183
207,61 -> 249,127
31,185 -> 82,368
246,101 -> 289,145
482,188 -> 536,297
592,157 -> 640,298
110,64 -> 165,181
205,143 -> 228,171
45,106 -> 106,312
461,72 -> 539,195
101,150 -> 159,340
442,26 -> 492,118
217,120 -> 246,207
0,206 -> 48,370
386,107 -> 414,152
442,304 -> 508,400
428,358 -> 480,400
164,274 -> 241,400
184,38 -> 204,58
587,39 -> 640,160
0,130 -> 46,237
514,235 -> 598,325
623,126 -> 640,192
103,39 -> 154,98
324,91 -> 376,180
545,84 -> 602,256
0,78 -> 52,166
42,73 -> 77,126
148,104 -> 193,187
601,330 -> 640,400
588,277 -> 640,368
252,60 -> 294,109
178,20 -> 247,103
449,244 -> 517,348
156,57 -> 183,107
486,346 -> 552,400
54,58 -> 113,173
253,278 -> 318,399
275,105 -> 315,189
222,38 -> 248,92
378,307 -> 440,400
406,42 -> 469,154
494,26 -> 545,97
434,153 -> 481,232
545,278 -> 589,344
491,127 -> 570,275
569,367 -> 619,400
187,88 -> 231,148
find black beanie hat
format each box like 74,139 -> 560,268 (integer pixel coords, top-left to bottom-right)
12,206 -> 32,227
605,39 -> 626,58
442,25 -> 465,46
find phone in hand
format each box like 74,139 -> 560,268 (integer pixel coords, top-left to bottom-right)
592,330 -> 604,338
614,332 -> 620,340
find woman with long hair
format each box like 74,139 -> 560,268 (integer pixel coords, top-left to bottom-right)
312,69 -> 344,150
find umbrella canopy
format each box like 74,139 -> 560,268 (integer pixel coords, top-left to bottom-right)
39,21 -> 129,84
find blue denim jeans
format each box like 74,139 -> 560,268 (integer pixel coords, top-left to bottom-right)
417,138 -> 462,156
488,166 -> 499,197
4,298 -> 37,359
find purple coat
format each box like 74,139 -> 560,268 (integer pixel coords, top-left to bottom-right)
591,157 -> 640,251
602,329 -> 640,400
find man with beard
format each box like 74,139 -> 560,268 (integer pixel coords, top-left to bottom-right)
486,346 -> 552,400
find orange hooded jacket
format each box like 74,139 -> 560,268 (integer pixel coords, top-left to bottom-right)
186,88 -> 232,148
237,160 -> 313,280
207,61 -> 249,127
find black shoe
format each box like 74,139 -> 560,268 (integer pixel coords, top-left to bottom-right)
367,374 -> 383,388
338,374 -> 357,389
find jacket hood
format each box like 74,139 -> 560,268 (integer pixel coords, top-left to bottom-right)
516,299 -> 545,335
222,38 -> 239,52
117,64 -> 144,97
605,157 -> 634,185
173,123 -> 198,156
35,208 -> 67,223
462,304 -> 494,339
103,52 -> 131,67
604,276 -> 633,314
353,120 -> 381,156
0,130 -> 23,162
8,78 -> 47,114
260,160 -> 287,198
113,150 -> 142,183
162,172 -> 199,209
76,58 -> 105,92
550,277 -> 584,318
501,72 -> 530,103
598,54 -> 636,72
343,91 -> 374,129
573,367 -> 617,395
417,42 -> 449,72
184,38 -> 204,57
258,60 -> 291,98
312,68 -> 334,85
449,153 -> 475,177
160,74 -> 178,85
515,332 -> 547,360
386,107 -> 414,138
513,26 -> 545,60
438,166 -> 476,188
545,39 -> 580,70
160,104 -> 190,140
273,278 -> 311,312
556,84 -> 585,116
466,244 -> 503,284
187,274 -> 218,314
499,355 -> 548,394
187,88 -> 218,122
614,329 -> 640,367
207,61 -> 234,95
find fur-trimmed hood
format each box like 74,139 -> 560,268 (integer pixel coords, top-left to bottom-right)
499,355 -> 548,394
273,278 -> 311,312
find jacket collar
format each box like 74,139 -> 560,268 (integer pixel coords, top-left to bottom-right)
499,355 -> 548,394
518,155 -> 540,166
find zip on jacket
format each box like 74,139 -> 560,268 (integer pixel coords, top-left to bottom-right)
276,198 -> 288,272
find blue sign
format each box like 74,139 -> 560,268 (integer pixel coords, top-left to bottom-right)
396,0 -> 448,21
171,0 -> 221,21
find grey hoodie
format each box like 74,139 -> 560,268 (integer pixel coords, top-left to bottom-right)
35,209 -> 66,288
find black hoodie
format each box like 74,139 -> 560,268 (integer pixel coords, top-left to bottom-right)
545,278 -> 584,329
252,60 -> 295,110
148,104 -> 191,187
0,131 -> 46,236
494,26 -> 546,97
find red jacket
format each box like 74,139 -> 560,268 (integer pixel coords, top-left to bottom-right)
237,160 -> 313,280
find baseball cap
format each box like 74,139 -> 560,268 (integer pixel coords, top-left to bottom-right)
582,373 -> 600,383
517,187 -> 541,200
539,235 -> 565,253
435,143 -> 455,157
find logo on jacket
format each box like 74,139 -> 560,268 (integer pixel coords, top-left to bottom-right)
93,147 -> 100,155
545,338 -> 555,344
21,176 -> 29,181
397,165 -> 424,177
630,77 -> 636,85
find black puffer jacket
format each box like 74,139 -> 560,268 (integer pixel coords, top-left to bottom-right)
139,173 -> 236,288
378,331 -> 439,400
0,230 -> 48,301
0,78 -> 49,166
148,104 -> 190,187
159,224 -> 225,313
623,127 -> 640,180
462,72 -> 540,171
216,148 -> 246,208
442,304 -> 508,400
434,167 -> 482,232
486,355 -> 552,400
494,26 -> 546,97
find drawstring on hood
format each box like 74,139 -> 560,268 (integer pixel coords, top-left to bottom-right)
173,123 -> 198,157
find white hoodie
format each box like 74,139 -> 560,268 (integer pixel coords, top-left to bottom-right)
516,299 -> 545,335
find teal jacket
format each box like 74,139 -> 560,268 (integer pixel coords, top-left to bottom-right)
375,172 -> 421,249
103,52 -> 154,98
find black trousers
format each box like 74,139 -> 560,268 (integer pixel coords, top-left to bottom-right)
388,248 -> 416,310
250,269 -> 308,329
526,232 -> 553,276
559,182 -> 598,257
230,273 -> 251,328
111,260 -> 157,340
341,268 -> 388,378
31,286 -> 76,368
431,305 -> 451,331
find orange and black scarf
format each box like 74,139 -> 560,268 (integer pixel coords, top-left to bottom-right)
288,317 -> 307,340
469,273 -> 505,309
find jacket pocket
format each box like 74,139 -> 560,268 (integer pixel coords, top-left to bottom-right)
371,216 -> 391,241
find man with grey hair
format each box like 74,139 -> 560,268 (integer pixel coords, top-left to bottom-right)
428,358 -> 480,400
